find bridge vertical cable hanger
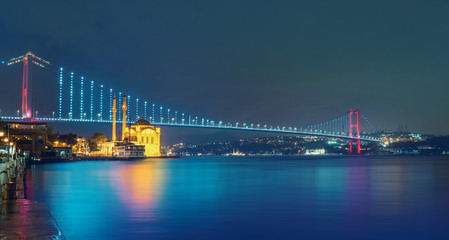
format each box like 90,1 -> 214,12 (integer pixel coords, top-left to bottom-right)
152,104 -> 155,123
6,51 -> 50,118
159,106 -> 163,123
69,72 -> 74,119
118,92 -> 123,122
59,67 -> 63,119
144,101 -> 147,120
100,85 -> 104,120
90,81 -> 94,120
167,109 -> 170,124
80,77 -> 84,119
109,89 -> 113,120
127,95 -> 131,122
136,98 -> 139,120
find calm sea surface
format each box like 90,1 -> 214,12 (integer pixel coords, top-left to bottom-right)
26,156 -> 449,240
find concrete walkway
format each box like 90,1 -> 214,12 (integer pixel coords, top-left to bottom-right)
0,199 -> 65,239
0,162 -> 65,239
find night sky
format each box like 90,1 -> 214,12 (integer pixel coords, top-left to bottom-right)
1,1 -> 448,144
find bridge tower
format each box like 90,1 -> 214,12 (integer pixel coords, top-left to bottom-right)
349,109 -> 361,154
6,52 -> 50,118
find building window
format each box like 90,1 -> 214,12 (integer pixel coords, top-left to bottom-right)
151,137 -> 154,144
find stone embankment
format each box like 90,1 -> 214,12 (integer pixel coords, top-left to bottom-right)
0,158 -> 65,239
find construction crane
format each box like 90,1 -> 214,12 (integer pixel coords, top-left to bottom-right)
7,51 -> 50,118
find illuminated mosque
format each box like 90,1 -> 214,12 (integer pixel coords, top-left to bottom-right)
102,93 -> 161,157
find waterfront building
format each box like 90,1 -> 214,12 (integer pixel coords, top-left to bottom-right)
124,118 -> 161,157
73,137 -> 89,156
0,121 -> 48,159
98,92 -> 161,157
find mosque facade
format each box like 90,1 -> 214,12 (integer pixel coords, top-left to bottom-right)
102,93 -> 161,157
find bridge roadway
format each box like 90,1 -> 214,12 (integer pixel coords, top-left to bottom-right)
1,116 -> 383,142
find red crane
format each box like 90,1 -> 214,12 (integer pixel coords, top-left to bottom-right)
7,51 -> 50,118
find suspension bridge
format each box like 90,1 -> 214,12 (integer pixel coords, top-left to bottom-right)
1,51 -> 383,154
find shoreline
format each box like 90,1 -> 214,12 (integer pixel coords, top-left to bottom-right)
0,160 -> 65,239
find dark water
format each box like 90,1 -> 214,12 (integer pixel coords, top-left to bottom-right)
26,156 -> 449,240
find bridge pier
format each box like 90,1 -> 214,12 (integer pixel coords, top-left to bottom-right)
349,138 -> 361,154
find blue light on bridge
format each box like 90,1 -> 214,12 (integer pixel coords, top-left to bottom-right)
144,101 -> 147,120
159,106 -> 163,123
58,68 -> 63,119
100,85 -> 104,120
69,72 -> 74,119
1,60 -> 5,64
167,109 -> 170,124
90,81 -> 94,120
127,95 -> 131,122
118,92 -> 122,121
152,104 -> 155,123
109,89 -> 113,120
80,77 -> 84,119
136,98 -> 139,120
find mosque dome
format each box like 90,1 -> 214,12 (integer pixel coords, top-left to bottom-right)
134,117 -> 151,126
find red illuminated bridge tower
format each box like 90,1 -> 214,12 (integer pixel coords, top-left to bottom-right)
349,109 -> 361,154
7,52 -> 50,118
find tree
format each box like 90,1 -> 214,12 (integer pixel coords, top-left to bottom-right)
89,132 -> 107,151
59,133 -> 78,146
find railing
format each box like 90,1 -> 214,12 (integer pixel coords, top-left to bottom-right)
0,156 -> 25,199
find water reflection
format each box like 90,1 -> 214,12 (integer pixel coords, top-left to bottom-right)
370,163 -> 404,216
110,160 -> 164,222
25,156 -> 449,240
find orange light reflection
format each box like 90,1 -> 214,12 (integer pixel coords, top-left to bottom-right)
110,160 -> 164,222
